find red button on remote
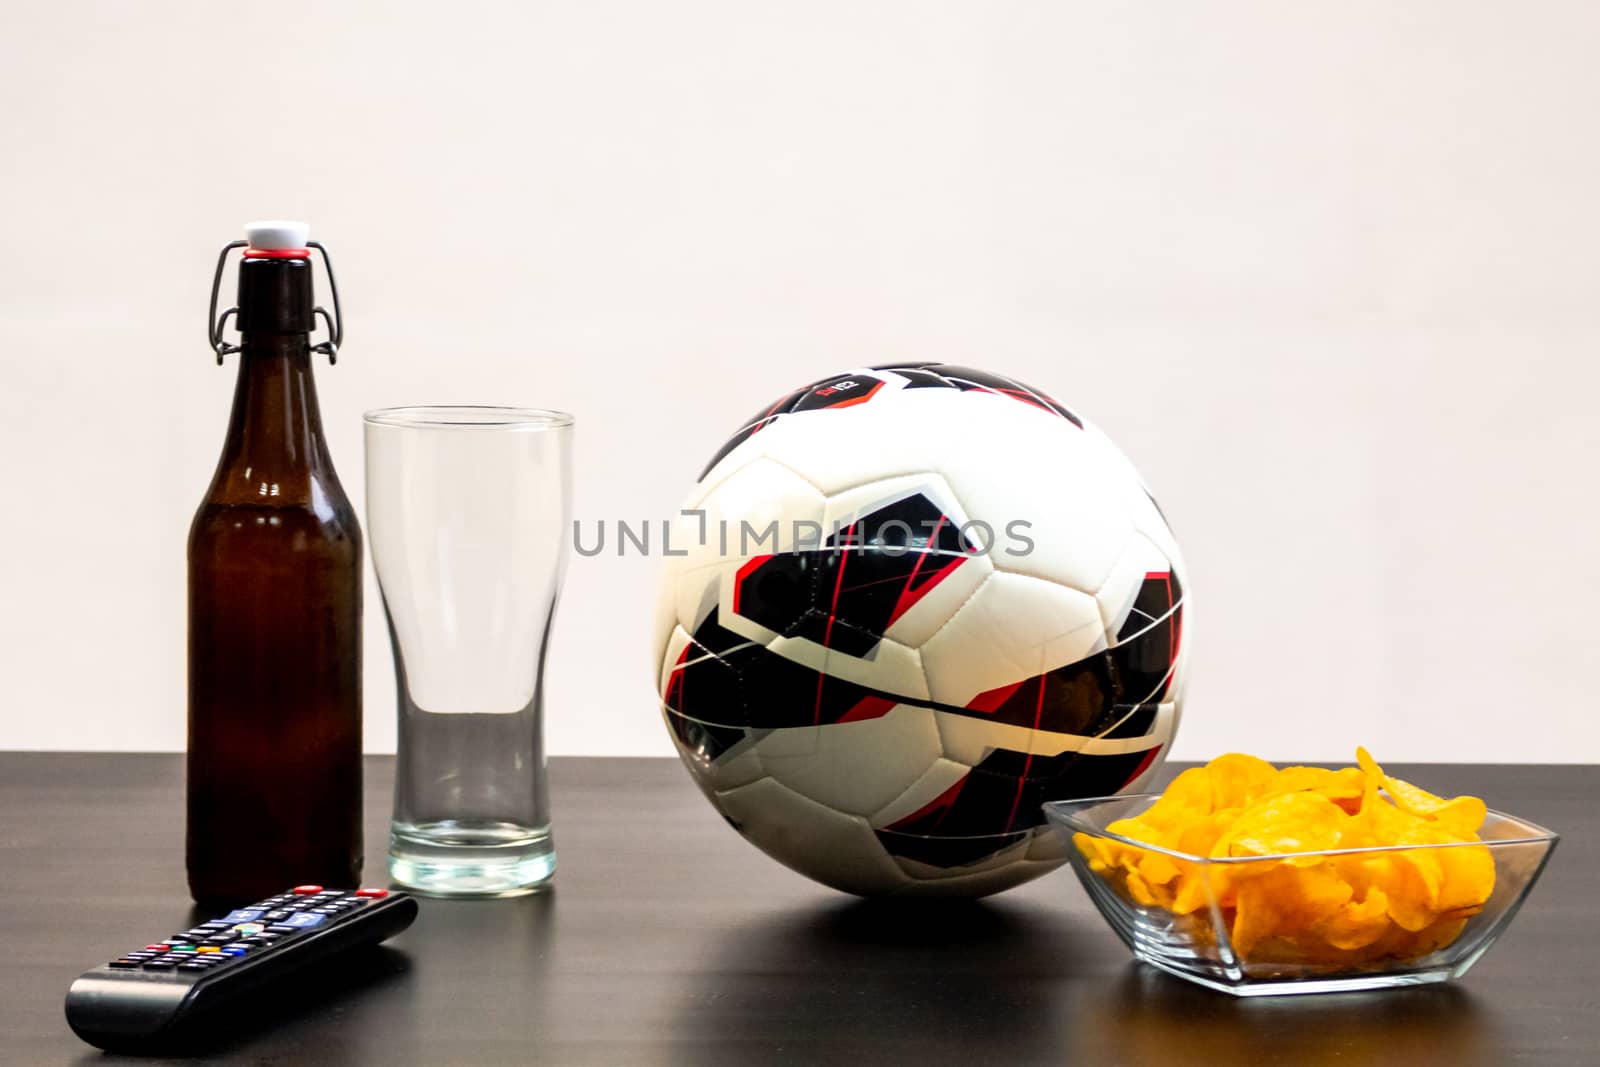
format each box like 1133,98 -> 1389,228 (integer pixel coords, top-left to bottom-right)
292,885 -> 324,895
354,888 -> 388,898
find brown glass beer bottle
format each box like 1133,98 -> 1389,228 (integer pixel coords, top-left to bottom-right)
187,223 -> 362,907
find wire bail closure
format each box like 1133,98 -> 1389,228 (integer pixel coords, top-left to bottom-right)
208,240 -> 345,365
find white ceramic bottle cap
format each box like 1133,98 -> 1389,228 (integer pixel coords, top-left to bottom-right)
244,220 -> 310,251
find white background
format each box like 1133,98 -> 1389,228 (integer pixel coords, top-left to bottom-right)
2,2 -> 1596,762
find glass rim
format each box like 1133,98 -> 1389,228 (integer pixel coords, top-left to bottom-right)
363,405 -> 574,430
1044,793 -> 1560,864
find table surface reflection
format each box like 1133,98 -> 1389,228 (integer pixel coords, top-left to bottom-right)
1,755 -> 1592,1065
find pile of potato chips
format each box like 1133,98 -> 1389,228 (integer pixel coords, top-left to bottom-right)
1076,749 -> 1496,967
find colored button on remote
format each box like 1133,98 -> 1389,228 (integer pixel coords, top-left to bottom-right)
292,885 -> 324,895
223,908 -> 265,923
354,888 -> 389,898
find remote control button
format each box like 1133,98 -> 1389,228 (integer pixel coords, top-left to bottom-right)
231,921 -> 266,935
355,888 -> 389,898
178,962 -> 212,972
283,912 -> 328,929
265,924 -> 302,934
251,932 -> 284,942
142,959 -> 178,970
196,947 -> 221,954
221,946 -> 249,957
199,921 -> 231,930
202,934 -> 237,945
144,944 -> 166,951
263,909 -> 292,921
223,908 -> 265,923
292,885 -> 324,895
108,959 -> 142,968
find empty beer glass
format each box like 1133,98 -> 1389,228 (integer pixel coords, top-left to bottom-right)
364,406 -> 573,896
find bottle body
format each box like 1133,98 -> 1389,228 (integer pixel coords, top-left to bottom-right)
187,310 -> 363,906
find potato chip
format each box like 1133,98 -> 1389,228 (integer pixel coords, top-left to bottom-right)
1317,888 -> 1391,951
1231,863 -> 1351,957
1206,753 -> 1279,810
1138,766 -> 1214,832
1270,765 -> 1367,812
1356,747 -> 1488,837
1136,849 -> 1183,887
1215,792 -> 1348,859
1077,748 -> 1497,968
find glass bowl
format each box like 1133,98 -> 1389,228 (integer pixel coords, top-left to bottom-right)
1043,793 -> 1558,997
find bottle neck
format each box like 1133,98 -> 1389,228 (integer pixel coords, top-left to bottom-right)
212,333 -> 333,497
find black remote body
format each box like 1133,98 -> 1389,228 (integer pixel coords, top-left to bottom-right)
65,885 -> 417,1052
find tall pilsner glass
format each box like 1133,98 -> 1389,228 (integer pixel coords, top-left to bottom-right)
364,406 -> 573,896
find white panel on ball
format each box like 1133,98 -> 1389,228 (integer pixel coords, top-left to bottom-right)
753,384 -> 970,496
1093,531 -> 1177,635
870,757 -> 972,827
758,703 -> 943,817
714,777 -> 910,895
760,632 -> 928,702
920,571 -> 1106,707
666,456 -> 826,636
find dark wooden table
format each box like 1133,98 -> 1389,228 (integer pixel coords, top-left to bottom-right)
1,756 -> 1593,1065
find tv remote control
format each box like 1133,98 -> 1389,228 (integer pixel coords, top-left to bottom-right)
64,885 -> 418,1052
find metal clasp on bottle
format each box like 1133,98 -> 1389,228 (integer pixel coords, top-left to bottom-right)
207,240 -> 345,365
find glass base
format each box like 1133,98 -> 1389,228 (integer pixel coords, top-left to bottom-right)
389,819 -> 555,898
1139,956 -> 1459,997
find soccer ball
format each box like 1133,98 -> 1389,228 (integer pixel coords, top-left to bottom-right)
653,364 -> 1189,897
